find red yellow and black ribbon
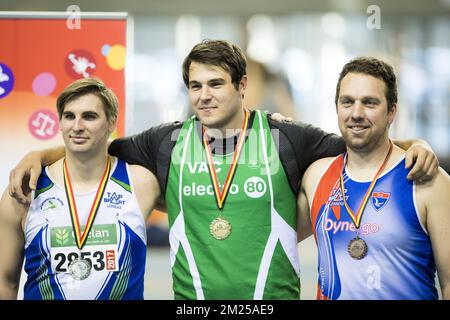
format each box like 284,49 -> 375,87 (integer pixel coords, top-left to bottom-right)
63,158 -> 111,249
203,110 -> 249,210
339,141 -> 393,228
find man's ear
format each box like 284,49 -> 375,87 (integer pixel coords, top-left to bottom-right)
109,118 -> 117,134
388,103 -> 397,126
239,75 -> 248,99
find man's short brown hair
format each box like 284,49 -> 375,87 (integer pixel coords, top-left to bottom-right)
335,57 -> 398,112
56,78 -> 118,122
182,39 -> 247,90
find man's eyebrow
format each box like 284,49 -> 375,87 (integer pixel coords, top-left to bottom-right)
188,78 -> 225,86
339,95 -> 354,100
188,80 -> 201,85
208,78 -> 225,83
362,96 -> 381,101
360,96 -> 382,104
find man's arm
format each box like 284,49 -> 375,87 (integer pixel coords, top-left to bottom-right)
128,164 -> 161,219
9,146 -> 65,204
416,168 -> 450,299
297,178 -> 313,243
270,117 -> 439,185
392,139 -> 439,181
9,122 -> 178,205
109,132 -> 156,173
268,118 -> 345,195
296,158 -> 332,242
109,122 -> 181,173
0,188 -> 27,299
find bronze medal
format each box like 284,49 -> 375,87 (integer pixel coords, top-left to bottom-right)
340,142 -> 392,261
347,237 -> 368,260
210,217 -> 232,240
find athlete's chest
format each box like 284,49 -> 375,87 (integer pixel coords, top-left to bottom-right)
317,172 -> 416,248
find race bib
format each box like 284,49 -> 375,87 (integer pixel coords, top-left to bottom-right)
49,224 -> 119,274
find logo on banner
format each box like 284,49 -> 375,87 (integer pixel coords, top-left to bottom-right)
28,109 -> 59,140
0,63 -> 14,99
65,49 -> 96,79
371,191 -> 390,211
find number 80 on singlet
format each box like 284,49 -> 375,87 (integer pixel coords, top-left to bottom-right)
244,176 -> 267,198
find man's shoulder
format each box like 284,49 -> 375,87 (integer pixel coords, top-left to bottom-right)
267,115 -> 336,149
305,157 -> 337,180
303,156 -> 340,195
126,162 -> 153,174
127,163 -> 159,187
267,114 -> 311,133
148,121 -> 184,138
42,160 -> 62,185
416,167 -> 450,199
140,121 -> 185,151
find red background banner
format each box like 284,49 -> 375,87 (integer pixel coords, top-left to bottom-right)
0,16 -> 127,190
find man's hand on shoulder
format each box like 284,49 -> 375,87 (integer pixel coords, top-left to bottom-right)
405,143 -> 439,182
270,112 -> 293,124
8,151 -> 43,205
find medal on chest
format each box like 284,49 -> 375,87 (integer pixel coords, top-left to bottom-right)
203,110 -> 249,240
347,236 -> 368,260
340,142 -> 393,260
62,157 -> 111,279
209,216 -> 232,240
68,258 -> 92,280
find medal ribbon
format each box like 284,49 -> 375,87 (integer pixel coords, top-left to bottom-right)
203,110 -> 249,210
339,141 -> 393,229
63,157 -> 111,249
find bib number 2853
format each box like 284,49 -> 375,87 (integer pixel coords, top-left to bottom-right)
54,250 -> 118,273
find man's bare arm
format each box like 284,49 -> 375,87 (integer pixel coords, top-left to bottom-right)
297,182 -> 313,243
9,146 -> 65,204
128,164 -> 161,219
0,188 -> 27,299
418,168 -> 450,299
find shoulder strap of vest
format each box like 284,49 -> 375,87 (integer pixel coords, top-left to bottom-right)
310,155 -> 344,230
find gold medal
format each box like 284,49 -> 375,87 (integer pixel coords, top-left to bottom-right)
210,217 -> 232,240
347,237 -> 368,260
203,110 -> 249,241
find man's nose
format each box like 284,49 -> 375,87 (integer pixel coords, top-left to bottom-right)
351,101 -> 365,120
72,117 -> 85,131
200,86 -> 212,101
